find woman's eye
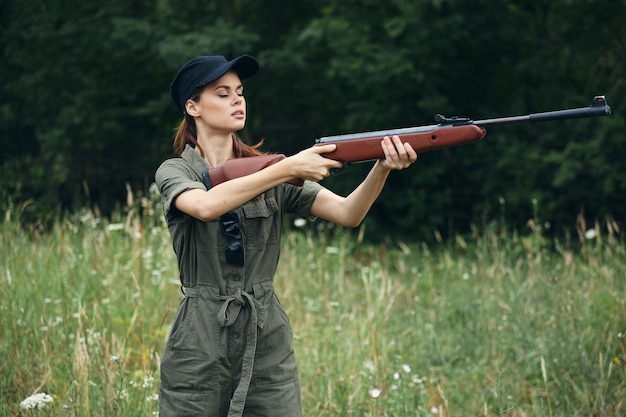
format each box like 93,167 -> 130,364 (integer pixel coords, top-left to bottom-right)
216,91 -> 243,98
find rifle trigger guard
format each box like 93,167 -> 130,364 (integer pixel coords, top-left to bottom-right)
329,163 -> 352,177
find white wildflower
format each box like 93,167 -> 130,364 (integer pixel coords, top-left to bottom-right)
412,375 -> 427,385
431,406 -> 440,414
20,392 -> 54,409
584,228 -> 597,239
369,388 -> 381,399
293,218 -> 307,228
106,223 -> 125,232
402,364 -> 411,373
141,375 -> 155,388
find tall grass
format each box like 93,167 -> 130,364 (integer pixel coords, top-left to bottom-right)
1,197 -> 624,416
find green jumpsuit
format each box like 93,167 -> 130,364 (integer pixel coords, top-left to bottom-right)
155,145 -> 323,417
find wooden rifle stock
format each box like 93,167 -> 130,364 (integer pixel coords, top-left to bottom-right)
203,154 -> 304,188
206,96 -> 610,187
314,124 -> 485,162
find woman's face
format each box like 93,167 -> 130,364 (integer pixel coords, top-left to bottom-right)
189,70 -> 247,134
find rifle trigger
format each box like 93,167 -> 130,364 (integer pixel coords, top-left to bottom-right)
329,163 -> 352,177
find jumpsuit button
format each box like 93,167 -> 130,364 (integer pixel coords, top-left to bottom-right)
232,274 -> 241,281
231,331 -> 240,339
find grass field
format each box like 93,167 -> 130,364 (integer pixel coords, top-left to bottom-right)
1,198 -> 624,416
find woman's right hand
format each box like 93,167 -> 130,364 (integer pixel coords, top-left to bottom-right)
288,144 -> 344,182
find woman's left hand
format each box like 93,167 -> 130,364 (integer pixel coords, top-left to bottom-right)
378,135 -> 418,170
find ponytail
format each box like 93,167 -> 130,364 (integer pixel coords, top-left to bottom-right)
173,114 -> 198,156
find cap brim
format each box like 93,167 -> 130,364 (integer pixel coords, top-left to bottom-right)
198,55 -> 259,88
230,55 -> 260,80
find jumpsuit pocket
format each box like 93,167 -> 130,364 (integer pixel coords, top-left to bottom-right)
159,389 -> 221,417
242,194 -> 279,248
253,293 -> 299,387
160,286 -> 221,393
242,194 -> 278,217
166,294 -> 196,344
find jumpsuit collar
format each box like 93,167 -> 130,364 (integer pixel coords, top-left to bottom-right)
181,144 -> 210,176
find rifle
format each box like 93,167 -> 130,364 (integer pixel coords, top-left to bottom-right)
204,96 -> 611,187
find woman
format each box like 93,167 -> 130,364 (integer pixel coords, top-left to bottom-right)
155,54 -> 417,417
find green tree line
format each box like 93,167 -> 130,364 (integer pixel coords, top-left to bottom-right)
1,0 -> 624,240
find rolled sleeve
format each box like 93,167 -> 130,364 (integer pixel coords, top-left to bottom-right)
155,159 -> 206,218
279,180 -> 324,220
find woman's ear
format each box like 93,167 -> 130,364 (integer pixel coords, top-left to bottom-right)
185,99 -> 200,117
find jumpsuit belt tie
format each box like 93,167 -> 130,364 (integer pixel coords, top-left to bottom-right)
217,289 -> 267,417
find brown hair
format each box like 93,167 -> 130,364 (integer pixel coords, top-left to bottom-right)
172,92 -> 266,158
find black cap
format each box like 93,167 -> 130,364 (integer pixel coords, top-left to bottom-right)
170,55 -> 259,112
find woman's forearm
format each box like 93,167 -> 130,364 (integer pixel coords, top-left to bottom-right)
310,161 -> 392,227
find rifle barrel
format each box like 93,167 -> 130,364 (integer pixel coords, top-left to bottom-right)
318,96 -> 612,144
473,95 -> 611,126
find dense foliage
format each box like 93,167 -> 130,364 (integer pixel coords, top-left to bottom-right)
1,0 -> 624,240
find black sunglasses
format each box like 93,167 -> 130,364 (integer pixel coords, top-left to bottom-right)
220,211 -> 244,266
